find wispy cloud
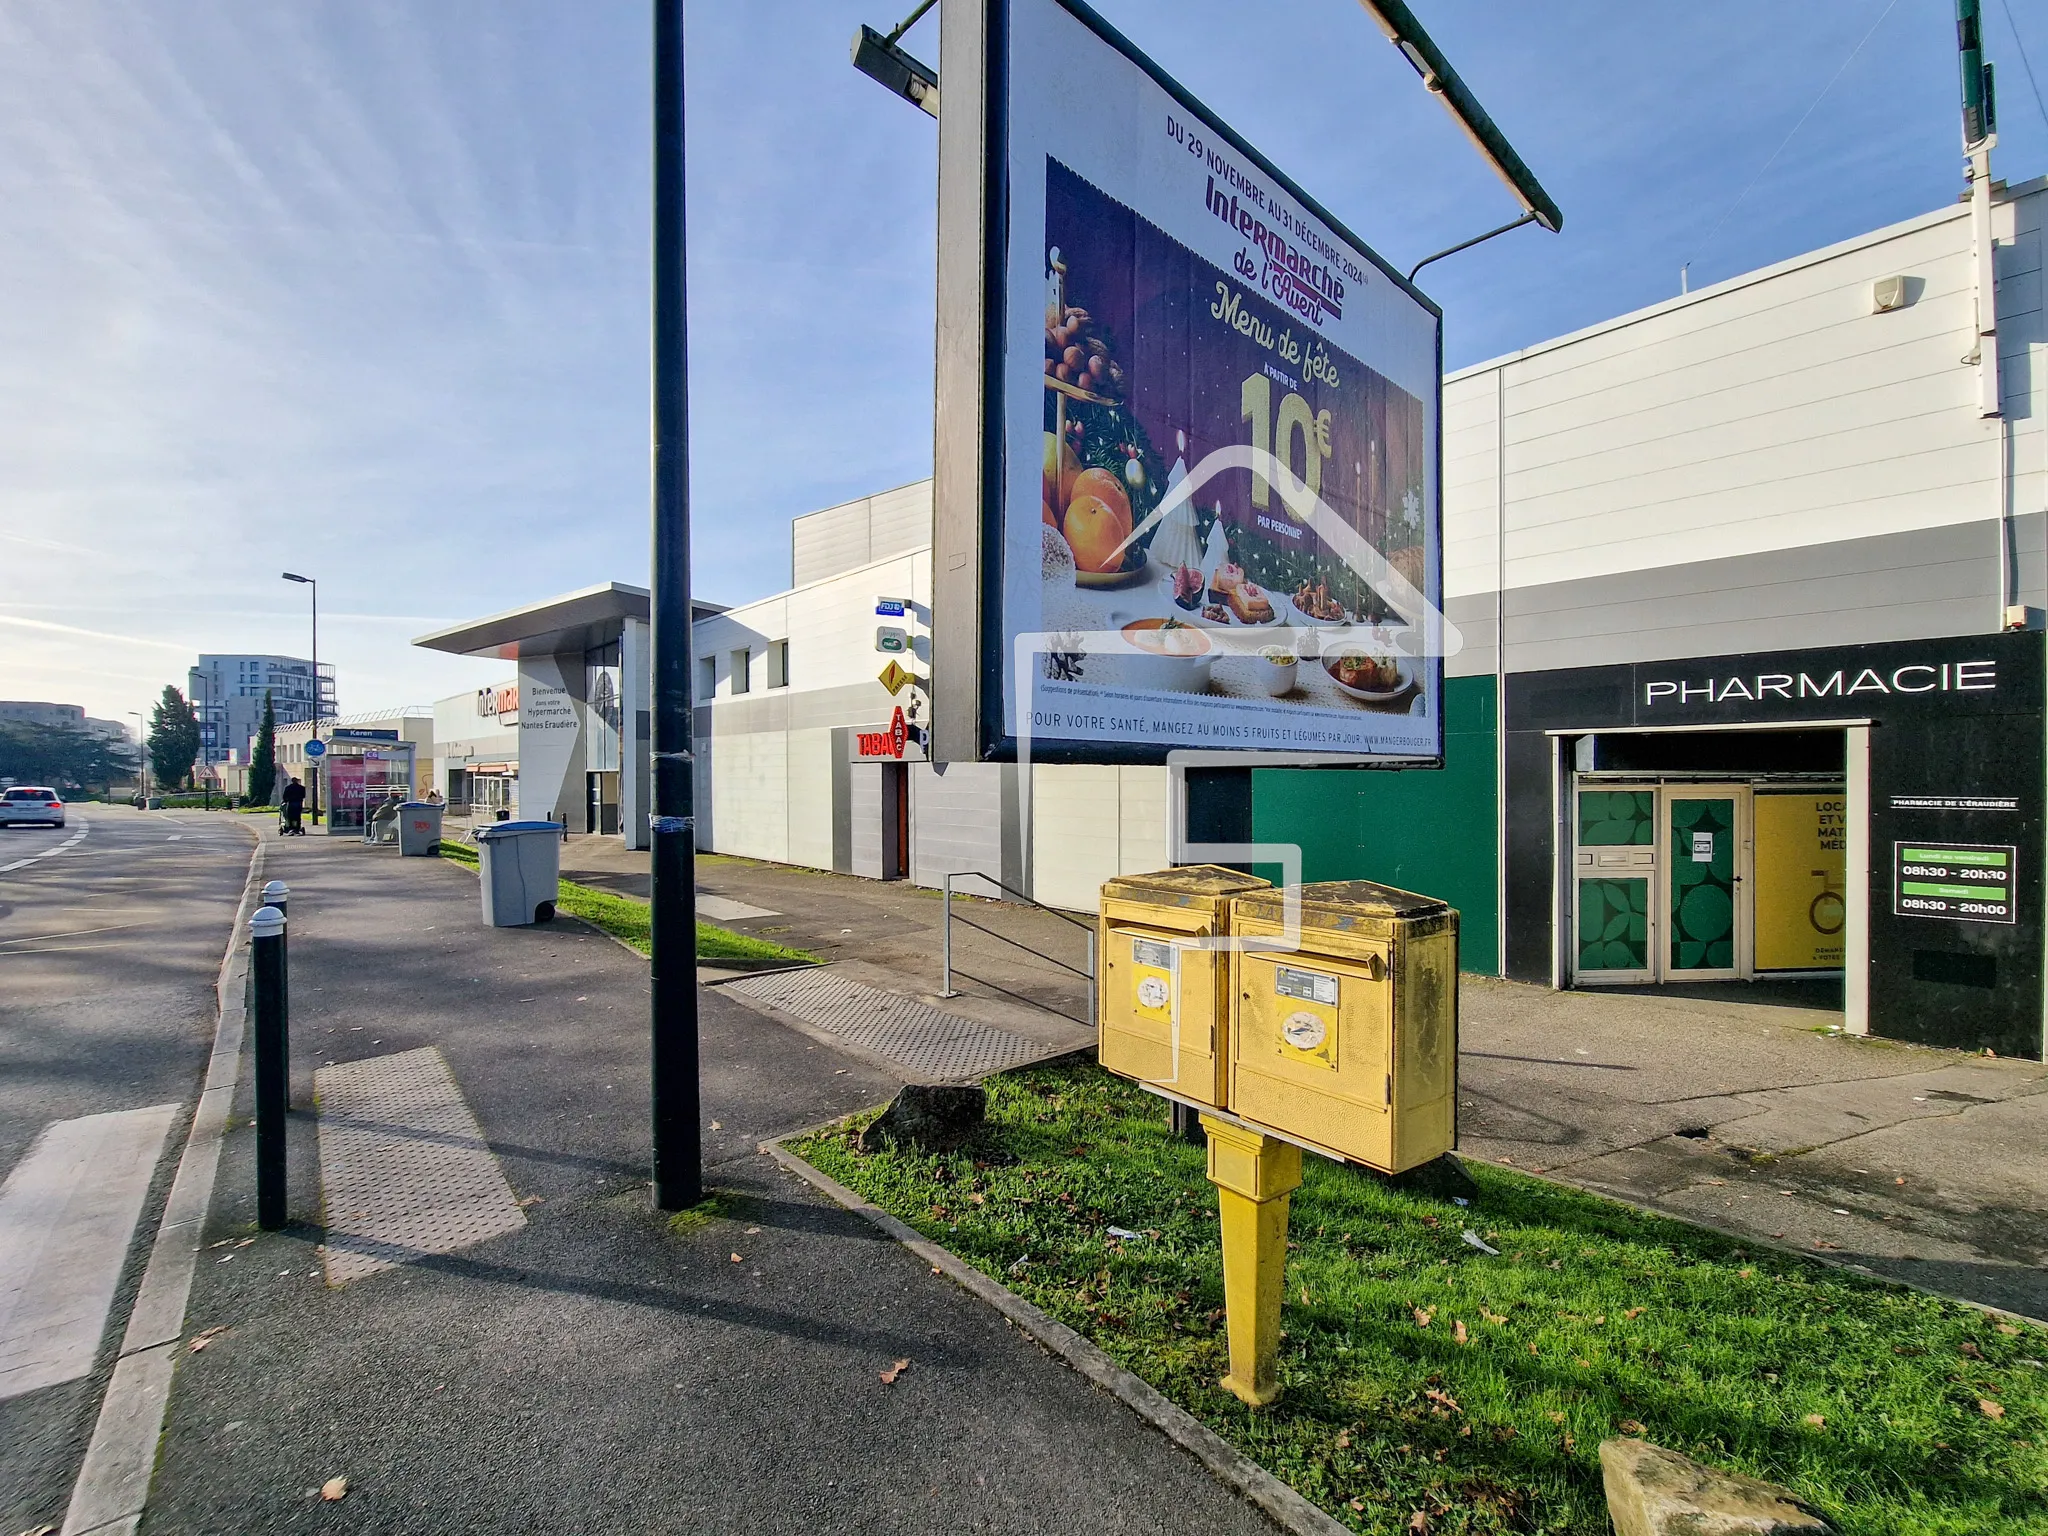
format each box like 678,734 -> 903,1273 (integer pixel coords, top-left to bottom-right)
0,613 -> 192,651
0,0 -> 2034,722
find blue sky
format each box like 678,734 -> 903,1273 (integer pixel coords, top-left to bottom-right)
0,0 -> 2043,723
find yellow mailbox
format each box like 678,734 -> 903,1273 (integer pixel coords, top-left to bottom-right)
1098,865 -> 1271,1109
1228,880 -> 1458,1175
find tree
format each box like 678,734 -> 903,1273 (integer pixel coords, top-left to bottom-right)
249,690 -> 278,805
147,685 -> 201,790
0,722 -> 134,793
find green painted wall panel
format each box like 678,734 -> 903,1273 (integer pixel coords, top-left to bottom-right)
1250,674 -> 1499,973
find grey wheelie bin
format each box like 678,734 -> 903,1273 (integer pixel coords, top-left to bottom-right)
397,801 -> 444,856
476,820 -> 561,926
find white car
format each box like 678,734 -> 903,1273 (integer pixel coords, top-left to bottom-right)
0,786 -> 65,828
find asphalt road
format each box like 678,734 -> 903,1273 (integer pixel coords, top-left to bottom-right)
0,805 -> 255,1533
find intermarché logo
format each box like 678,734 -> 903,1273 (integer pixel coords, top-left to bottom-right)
1644,661 -> 1996,707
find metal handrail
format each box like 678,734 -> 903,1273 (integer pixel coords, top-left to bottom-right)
941,870 -> 1096,1025
941,869 -> 1091,929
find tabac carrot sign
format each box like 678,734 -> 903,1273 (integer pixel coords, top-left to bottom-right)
853,706 -> 923,762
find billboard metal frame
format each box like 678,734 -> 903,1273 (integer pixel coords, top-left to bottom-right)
932,0 -> 1446,769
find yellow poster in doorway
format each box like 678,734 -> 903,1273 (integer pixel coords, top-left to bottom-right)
1753,793 -> 1847,971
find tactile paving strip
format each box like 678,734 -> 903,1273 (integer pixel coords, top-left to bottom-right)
727,968 -> 1056,1081
315,1047 -> 525,1286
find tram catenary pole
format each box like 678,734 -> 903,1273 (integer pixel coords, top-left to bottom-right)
648,0 -> 703,1212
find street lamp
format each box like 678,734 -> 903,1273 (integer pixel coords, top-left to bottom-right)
281,572 -> 322,824
192,669 -> 212,810
127,709 -> 148,807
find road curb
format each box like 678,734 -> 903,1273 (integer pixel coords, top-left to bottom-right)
761,1135 -> 1349,1536
62,837 -> 267,1536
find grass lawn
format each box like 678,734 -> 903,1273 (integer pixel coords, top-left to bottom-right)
793,1063 -> 2048,1536
435,840 -> 812,965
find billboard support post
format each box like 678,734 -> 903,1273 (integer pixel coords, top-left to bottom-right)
649,0 -> 703,1213
931,0 -> 1001,765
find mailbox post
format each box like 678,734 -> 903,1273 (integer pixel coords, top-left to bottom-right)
1097,872 -> 1460,1407
1198,1115 -> 1301,1406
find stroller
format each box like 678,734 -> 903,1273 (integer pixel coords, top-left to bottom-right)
279,802 -> 306,837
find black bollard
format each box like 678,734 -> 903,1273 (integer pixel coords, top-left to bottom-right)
262,880 -> 292,1106
251,904 -> 288,1229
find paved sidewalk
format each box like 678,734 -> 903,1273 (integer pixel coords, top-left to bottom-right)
1456,977 -> 2048,1318
564,845 -> 2048,1317
558,838 -> 1096,1050
144,837 -> 1275,1534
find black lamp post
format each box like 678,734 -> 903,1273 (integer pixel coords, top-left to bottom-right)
647,0 -> 702,1212
282,572 -> 321,823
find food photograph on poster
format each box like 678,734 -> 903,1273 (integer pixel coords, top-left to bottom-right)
997,0 -> 1448,763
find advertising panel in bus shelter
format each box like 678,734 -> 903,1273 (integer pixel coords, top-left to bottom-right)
976,0 -> 1445,765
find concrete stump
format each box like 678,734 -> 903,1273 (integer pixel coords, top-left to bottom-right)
1600,1438 -> 1832,1535
859,1084 -> 986,1152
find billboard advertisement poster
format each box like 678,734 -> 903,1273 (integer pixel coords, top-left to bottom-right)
989,0 -> 1445,764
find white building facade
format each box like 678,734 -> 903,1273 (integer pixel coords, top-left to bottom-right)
188,653 -> 335,764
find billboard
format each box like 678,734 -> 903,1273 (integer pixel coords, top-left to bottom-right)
939,0 -> 1447,765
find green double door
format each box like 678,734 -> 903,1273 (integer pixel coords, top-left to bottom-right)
1573,785 -> 1747,985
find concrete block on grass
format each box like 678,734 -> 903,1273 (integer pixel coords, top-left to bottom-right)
1600,1438 -> 1832,1535
859,1084 -> 985,1152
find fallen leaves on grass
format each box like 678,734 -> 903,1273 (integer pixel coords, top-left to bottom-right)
1424,1387 -> 1460,1415
1452,1319 -> 1470,1345
1622,1307 -> 1645,1320
1617,1418 -> 1645,1436
1412,1306 -> 1434,1328
320,1477 -> 348,1501
1803,1414 -> 1826,1429
1999,1323 -> 2023,1336
1479,1307 -> 1507,1326
880,1358 -> 910,1385
1408,1513 -> 1430,1533
1981,1399 -> 2006,1420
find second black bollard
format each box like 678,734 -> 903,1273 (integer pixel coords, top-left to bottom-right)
251,904 -> 288,1229
262,880 -> 290,1097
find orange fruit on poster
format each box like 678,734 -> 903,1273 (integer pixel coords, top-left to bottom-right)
1063,495 -> 1127,573
1043,432 -> 1081,512
1067,468 -> 1132,535
1042,498 -> 1059,529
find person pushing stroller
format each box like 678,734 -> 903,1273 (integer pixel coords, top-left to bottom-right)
280,775 -> 307,836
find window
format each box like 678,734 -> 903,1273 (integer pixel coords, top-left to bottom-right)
699,657 -> 716,701
768,640 -> 790,689
729,648 -> 751,695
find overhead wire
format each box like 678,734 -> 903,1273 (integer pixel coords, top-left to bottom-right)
1684,0 -> 1901,281
1996,0 -> 2048,137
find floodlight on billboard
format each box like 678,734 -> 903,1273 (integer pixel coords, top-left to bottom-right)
931,0 -> 1454,768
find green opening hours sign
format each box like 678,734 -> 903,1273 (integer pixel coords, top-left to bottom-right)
1893,841 -> 2016,924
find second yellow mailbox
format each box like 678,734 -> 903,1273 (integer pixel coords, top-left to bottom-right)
1098,864 -> 1271,1109
1228,880 -> 1458,1175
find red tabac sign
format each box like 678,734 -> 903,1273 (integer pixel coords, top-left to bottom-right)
852,706 -> 926,762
